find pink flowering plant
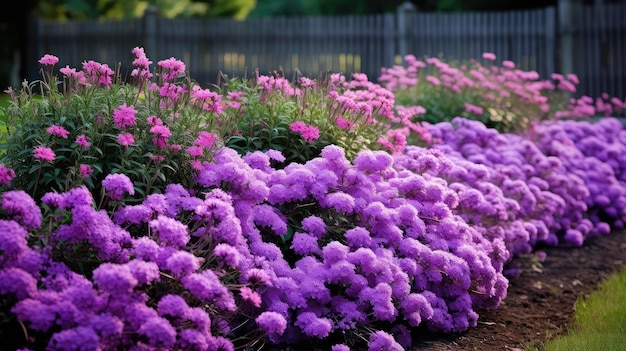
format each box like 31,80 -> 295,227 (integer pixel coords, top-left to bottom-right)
1,48 -> 235,202
379,53 -> 626,134
224,71 -> 399,163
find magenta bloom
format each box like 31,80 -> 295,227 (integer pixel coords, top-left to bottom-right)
112,103 -> 137,129
482,52 -> 497,61
79,164 -> 93,178
102,173 -> 135,201
75,134 -> 90,148
194,131 -> 218,148
46,125 -> 70,139
0,164 -> 16,186
33,146 -> 55,162
117,133 -> 135,147
289,121 -> 320,142
464,102 -> 484,115
38,54 -> 59,66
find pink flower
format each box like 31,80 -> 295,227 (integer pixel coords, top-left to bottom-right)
502,60 -> 515,69
150,125 -> 171,149
425,76 -> 441,86
334,115 -> 354,130
464,102 -> 484,115
46,125 -> 70,139
79,164 -> 93,178
33,146 -> 55,162
75,134 -> 90,148
289,121 -> 320,142
240,286 -> 262,307
117,133 -> 135,147
0,164 -> 16,186
566,73 -> 580,85
482,52 -> 497,61
194,132 -> 217,148
112,103 -> 137,129
38,54 -> 59,66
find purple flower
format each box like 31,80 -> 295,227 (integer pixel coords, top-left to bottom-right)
132,237 -> 161,261
301,216 -> 326,238
165,250 -> 201,277
127,260 -> 160,285
102,173 -> 135,201
322,241 -> 349,264
149,215 -> 189,247
295,311 -> 333,338
182,270 -> 228,302
157,294 -> 190,317
368,330 -> 404,351
291,232 -> 321,256
92,263 -> 138,294
0,267 -> 37,299
87,313 -> 124,338
12,298 -> 56,331
2,190 -> 42,230
255,311 -> 287,341
0,220 -> 29,260
332,344 -> 351,351
344,227 -> 372,248
138,317 -> 177,348
179,329 -> 209,350
320,192 -> 355,214
33,145 -> 55,162
213,243 -> 241,268
58,186 -> 93,209
0,164 -> 16,186
47,326 -> 100,351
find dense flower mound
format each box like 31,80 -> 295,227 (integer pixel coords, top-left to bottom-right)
3,48 -> 626,351
3,115 -> 626,350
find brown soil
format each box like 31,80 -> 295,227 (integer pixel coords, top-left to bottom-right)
411,229 -> 626,351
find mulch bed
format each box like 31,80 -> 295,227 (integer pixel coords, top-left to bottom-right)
411,229 -> 626,351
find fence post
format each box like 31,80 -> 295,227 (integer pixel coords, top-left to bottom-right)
143,6 -> 159,59
545,6 -> 557,76
558,0 -> 575,74
396,1 -> 417,61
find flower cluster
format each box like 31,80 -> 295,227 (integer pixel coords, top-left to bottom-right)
379,53 -> 626,133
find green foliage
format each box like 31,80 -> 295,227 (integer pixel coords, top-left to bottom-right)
37,0 -> 255,20
533,267 -> 626,351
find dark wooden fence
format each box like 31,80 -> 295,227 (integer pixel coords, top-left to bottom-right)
26,2 -> 626,100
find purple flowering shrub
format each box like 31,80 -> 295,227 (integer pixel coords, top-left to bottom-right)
2,48 -> 626,351
2,115 -> 626,349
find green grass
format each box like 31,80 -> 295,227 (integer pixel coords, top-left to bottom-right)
532,266 -> 626,351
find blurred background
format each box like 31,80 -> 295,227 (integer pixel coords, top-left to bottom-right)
1,0 -> 624,100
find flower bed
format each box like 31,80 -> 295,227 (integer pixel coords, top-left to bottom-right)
0,49 -> 625,351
